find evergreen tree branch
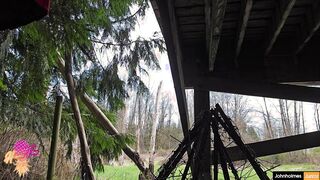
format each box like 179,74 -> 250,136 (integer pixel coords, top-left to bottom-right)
110,4 -> 147,24
90,38 -> 160,46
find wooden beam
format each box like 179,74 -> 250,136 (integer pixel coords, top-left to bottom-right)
185,77 -> 320,103
151,0 -> 190,136
193,89 -> 211,179
194,89 -> 210,116
208,0 -> 227,71
265,0 -> 296,56
205,0 -> 211,49
47,96 -> 63,180
212,131 -> 320,162
295,1 -> 320,54
234,0 -> 253,66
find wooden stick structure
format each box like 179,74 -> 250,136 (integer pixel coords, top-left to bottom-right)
156,104 -> 270,180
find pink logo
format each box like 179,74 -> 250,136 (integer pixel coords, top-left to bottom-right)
3,140 -> 40,177
13,140 -> 39,159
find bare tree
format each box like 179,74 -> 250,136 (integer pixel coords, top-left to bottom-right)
128,92 -> 143,153
117,105 -> 128,165
285,100 -> 292,134
158,95 -> 169,129
186,90 -> 194,125
136,95 -> 143,153
167,103 -> 173,149
314,104 -> 320,131
293,101 -> 301,134
210,92 -> 232,115
232,95 -> 250,136
262,98 -> 274,139
143,93 -> 151,135
279,99 -> 292,136
300,102 -> 305,133
128,93 -> 138,129
210,92 -> 255,142
301,102 -> 307,155
149,81 -> 163,173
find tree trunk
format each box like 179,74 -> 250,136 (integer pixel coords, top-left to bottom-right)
293,101 -> 300,135
149,81 -> 163,173
279,99 -> 288,136
158,101 -> 164,130
301,103 -> 305,134
167,103 -> 172,149
263,98 -> 273,139
284,100 -> 292,135
118,106 -> 127,166
129,93 -> 138,128
64,52 -> 95,180
186,90 -> 194,125
234,95 -> 238,122
136,94 -> 142,153
143,94 -> 150,147
301,103 -> 307,155
314,104 -> 320,130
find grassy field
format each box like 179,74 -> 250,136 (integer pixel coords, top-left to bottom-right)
95,163 -> 319,180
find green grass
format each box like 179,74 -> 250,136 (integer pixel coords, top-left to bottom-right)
95,164 -> 140,180
95,163 -> 319,180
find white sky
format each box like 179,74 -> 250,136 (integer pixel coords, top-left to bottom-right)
130,6 -> 181,123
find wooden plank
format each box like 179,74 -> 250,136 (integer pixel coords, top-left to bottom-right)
182,35 -> 205,40
151,0 -> 190,136
247,19 -> 269,28
175,6 -> 204,17
222,21 -> 237,29
295,1 -> 320,54
179,24 -> 205,32
234,0 -> 253,66
208,0 -> 228,71
179,16 -> 205,25
253,1 -> 276,11
265,0 -> 296,56
249,10 -> 273,20
185,76 -> 320,103
175,0 -> 204,7
212,131 -> 320,162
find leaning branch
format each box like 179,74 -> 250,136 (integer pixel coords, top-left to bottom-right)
64,51 -> 95,180
55,56 -> 153,179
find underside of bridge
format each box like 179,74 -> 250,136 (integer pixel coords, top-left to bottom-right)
150,0 -> 320,179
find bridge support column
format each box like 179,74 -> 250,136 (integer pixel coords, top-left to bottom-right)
193,88 -> 211,179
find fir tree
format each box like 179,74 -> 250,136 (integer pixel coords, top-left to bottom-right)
0,0 -> 165,178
